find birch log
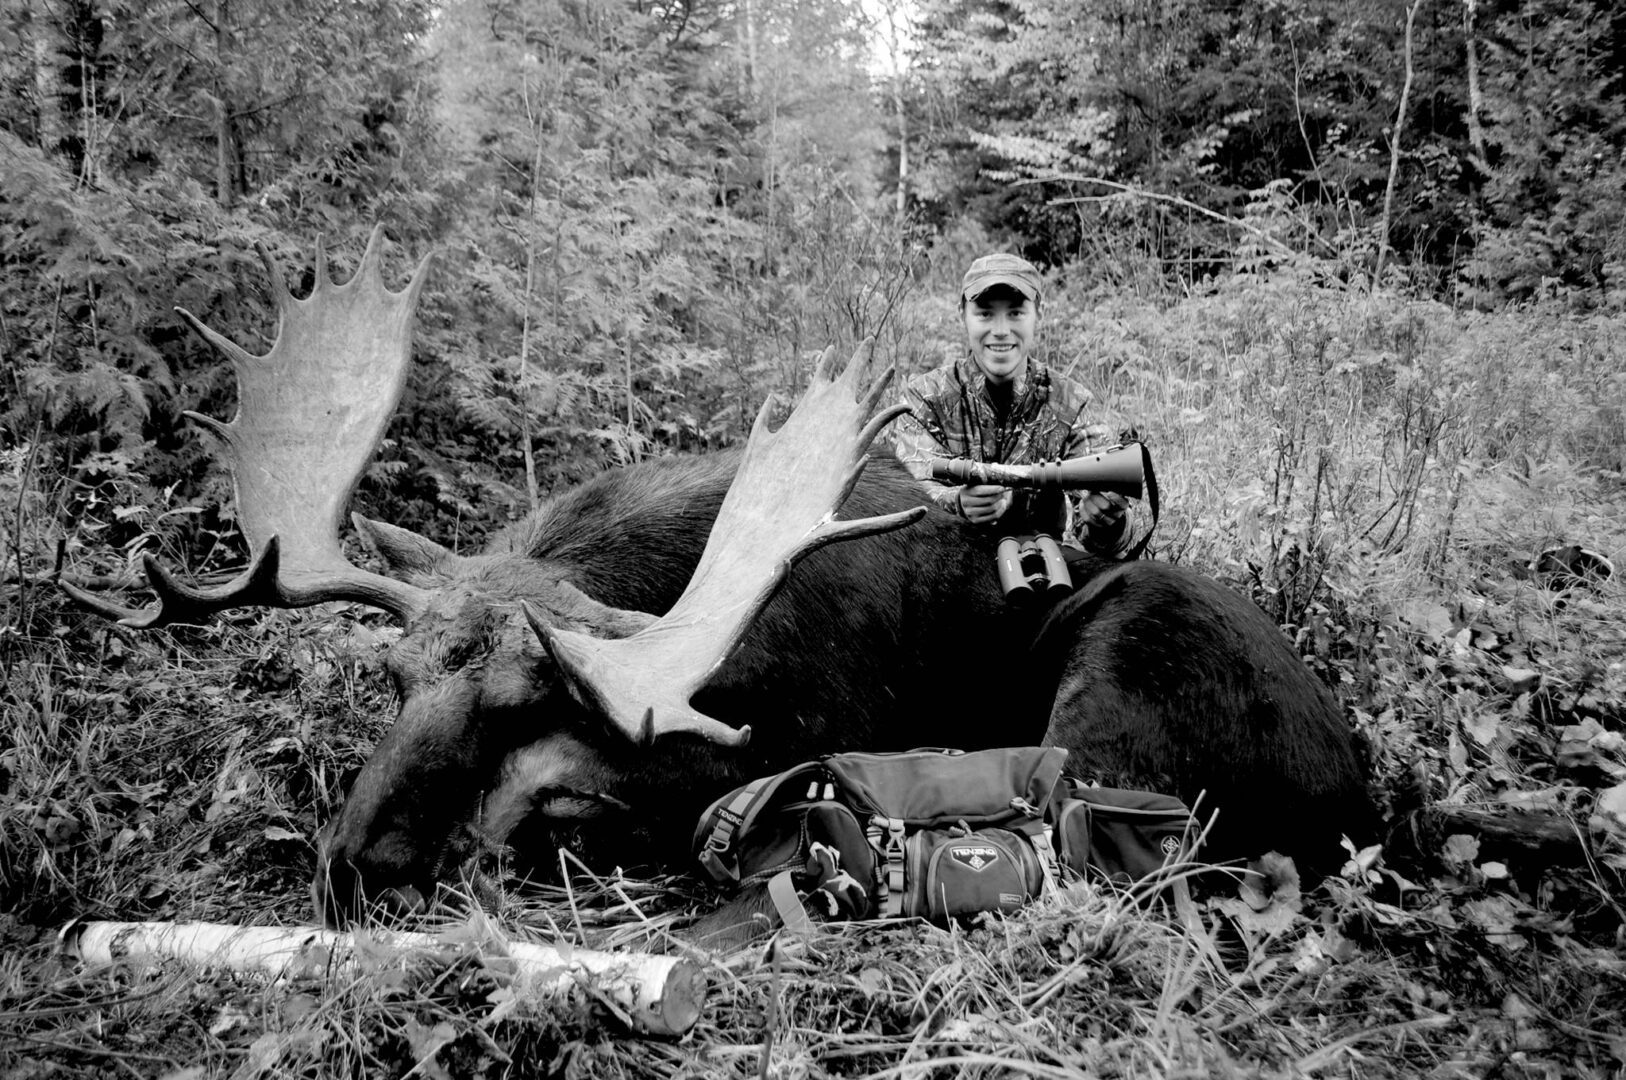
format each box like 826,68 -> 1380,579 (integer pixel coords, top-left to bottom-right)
59,919 -> 705,1038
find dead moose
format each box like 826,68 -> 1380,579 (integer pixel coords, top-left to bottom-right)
67,230 -> 1373,925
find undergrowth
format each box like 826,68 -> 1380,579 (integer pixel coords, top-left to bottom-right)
3,271 -> 1624,1077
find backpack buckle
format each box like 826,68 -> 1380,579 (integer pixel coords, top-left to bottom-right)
698,820 -> 740,883
872,817 -> 908,918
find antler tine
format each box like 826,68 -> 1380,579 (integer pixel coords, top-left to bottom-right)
534,338 -> 926,748
784,503 -> 927,559
857,399 -> 912,453
175,309 -> 255,371
60,542 -> 283,629
812,342 -> 841,383
65,229 -> 434,628
255,239 -> 294,305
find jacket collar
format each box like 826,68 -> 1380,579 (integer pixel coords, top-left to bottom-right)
955,353 -> 1042,408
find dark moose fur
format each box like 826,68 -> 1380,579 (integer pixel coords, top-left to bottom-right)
316,449 -> 1372,922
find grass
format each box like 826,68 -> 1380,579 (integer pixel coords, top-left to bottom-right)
3,268 -> 1624,1077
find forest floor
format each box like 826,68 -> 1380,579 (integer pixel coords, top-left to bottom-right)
3,275 -> 1625,1078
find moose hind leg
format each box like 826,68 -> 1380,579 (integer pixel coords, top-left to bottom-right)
1036,564 -> 1371,874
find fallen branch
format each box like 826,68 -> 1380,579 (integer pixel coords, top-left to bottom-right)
59,919 -> 705,1038
1412,805 -> 1592,870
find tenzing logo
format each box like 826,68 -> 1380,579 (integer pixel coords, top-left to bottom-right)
949,845 -> 1000,872
1160,835 -> 1182,856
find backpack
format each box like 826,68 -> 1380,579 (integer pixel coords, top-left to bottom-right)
694,747 -> 1197,931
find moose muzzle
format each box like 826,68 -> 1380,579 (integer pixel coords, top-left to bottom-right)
312,676 -> 484,925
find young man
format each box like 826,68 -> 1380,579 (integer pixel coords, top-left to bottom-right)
889,253 -> 1137,557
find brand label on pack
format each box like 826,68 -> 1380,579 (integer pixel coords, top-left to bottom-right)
950,845 -> 1000,872
1160,836 -> 1181,855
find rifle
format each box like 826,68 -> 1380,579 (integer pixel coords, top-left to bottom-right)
929,443 -> 1159,590
927,444 -> 1145,500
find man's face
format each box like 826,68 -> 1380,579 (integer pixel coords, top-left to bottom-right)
962,290 -> 1037,386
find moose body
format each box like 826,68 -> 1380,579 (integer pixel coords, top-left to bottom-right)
67,233 -> 1371,925
320,449 -> 1370,919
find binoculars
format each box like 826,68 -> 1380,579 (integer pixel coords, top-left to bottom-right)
996,534 -> 1072,600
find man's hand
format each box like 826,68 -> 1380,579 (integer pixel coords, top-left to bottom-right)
1078,491 -> 1130,530
957,484 -> 1012,525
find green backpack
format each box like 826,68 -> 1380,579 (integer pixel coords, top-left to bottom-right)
693,747 -> 1197,931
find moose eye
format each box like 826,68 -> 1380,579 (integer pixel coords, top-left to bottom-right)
381,649 -> 414,693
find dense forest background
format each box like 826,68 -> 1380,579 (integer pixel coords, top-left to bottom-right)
4,0 -> 1623,568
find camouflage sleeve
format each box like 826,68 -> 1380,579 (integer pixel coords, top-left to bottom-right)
887,378 -> 964,515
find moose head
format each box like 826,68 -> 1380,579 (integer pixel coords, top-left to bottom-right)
65,230 -> 929,922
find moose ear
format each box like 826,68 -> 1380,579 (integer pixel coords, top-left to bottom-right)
352,513 -> 463,585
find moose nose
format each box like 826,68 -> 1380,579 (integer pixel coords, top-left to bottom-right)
312,852 -> 431,928
313,814 -> 438,927
311,857 -> 360,927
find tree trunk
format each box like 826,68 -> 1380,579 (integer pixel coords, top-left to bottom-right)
739,0 -> 758,97
55,0 -> 104,186
1375,0 -> 1424,286
518,87 -> 546,510
214,0 -> 235,208
894,76 -> 908,223
882,0 -> 909,224
1463,0 -> 1487,170
30,13 -> 61,154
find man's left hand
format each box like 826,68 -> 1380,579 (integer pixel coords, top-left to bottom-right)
1078,491 -> 1129,529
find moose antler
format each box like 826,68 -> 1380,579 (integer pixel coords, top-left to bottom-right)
531,340 -> 926,747
62,227 -> 433,627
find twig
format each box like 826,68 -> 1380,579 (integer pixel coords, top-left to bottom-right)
0,975 -> 180,1021
1292,1014 -> 1453,1074
0,1030 -> 180,1066
4,409 -> 47,677
756,933 -> 781,1080
1022,175 -> 1298,256
10,570 -> 142,591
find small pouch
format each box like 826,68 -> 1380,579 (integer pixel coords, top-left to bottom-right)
902,825 -> 1047,922
1053,786 -> 1194,883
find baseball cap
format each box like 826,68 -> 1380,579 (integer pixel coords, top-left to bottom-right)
961,253 -> 1042,304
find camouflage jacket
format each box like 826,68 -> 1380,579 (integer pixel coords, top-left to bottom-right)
888,355 -> 1135,555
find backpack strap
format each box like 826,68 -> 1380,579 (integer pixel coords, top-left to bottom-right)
1011,816 -> 1060,895
766,871 -> 816,933
695,761 -> 827,884
1123,442 -> 1159,561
